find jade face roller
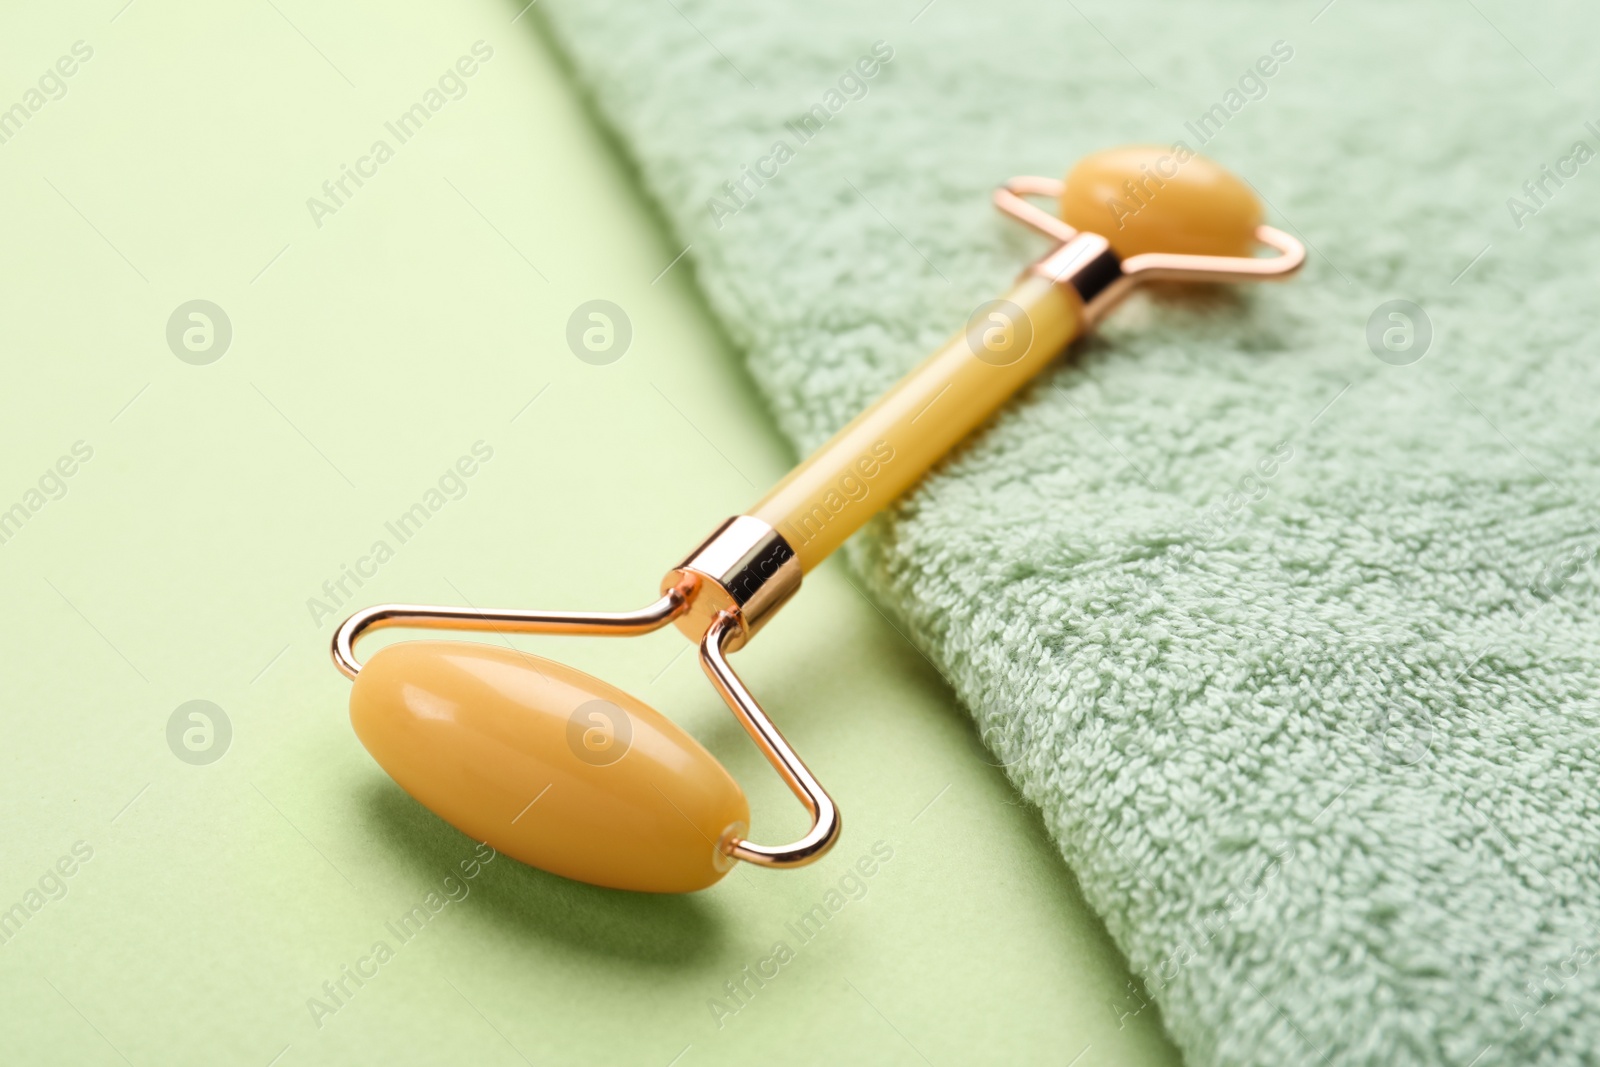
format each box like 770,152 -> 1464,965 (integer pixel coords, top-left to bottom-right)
331,145 -> 1304,893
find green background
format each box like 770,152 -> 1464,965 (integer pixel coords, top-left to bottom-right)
0,1 -> 1178,1063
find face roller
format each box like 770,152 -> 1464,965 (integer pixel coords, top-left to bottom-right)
331,145 -> 1305,894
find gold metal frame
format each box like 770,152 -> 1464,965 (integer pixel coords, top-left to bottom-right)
330,593 -> 687,680
994,175 -> 1306,322
331,517 -> 841,872
701,612 -> 839,867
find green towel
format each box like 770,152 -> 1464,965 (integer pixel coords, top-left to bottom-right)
536,2 -> 1600,1063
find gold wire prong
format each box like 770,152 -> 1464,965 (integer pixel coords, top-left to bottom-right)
993,176 -> 1079,243
330,591 -> 687,679
699,611 -> 841,869
1121,224 -> 1306,281
994,174 -> 1306,283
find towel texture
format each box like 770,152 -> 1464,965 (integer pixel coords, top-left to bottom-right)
536,2 -> 1600,1064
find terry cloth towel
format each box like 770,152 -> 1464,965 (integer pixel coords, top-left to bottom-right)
536,2 -> 1600,1064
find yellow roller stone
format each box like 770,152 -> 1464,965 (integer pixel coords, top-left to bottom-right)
350,641 -> 749,893
1061,144 -> 1263,259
